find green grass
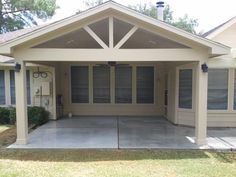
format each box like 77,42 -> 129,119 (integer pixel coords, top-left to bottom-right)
0,149 -> 235,177
0,126 -> 236,177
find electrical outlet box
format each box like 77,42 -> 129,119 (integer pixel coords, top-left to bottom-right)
34,82 -> 51,96
34,86 -> 40,96
41,82 -> 51,96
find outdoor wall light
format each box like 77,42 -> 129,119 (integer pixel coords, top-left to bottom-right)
15,63 -> 21,72
201,63 -> 208,73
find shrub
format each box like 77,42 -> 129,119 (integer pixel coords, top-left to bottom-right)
9,107 -> 16,125
0,107 -> 10,124
28,107 -> 50,125
0,106 -> 49,126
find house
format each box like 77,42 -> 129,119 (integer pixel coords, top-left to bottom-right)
0,1 -> 235,146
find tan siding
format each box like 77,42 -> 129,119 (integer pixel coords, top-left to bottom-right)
208,113 -> 236,127
212,23 -> 236,48
177,111 -> 195,126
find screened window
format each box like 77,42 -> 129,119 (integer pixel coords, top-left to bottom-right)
208,69 -> 228,110
71,66 -> 89,103
10,70 -> 31,105
26,70 -> 31,104
136,66 -> 154,104
10,70 -> 15,104
234,70 -> 236,110
0,70 -> 5,105
115,66 -> 132,103
93,66 -> 110,103
179,69 -> 192,109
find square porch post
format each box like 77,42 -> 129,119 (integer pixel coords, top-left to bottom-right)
15,61 -> 28,144
195,61 -> 208,146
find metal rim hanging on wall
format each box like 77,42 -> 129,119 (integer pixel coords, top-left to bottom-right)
33,67 -> 51,78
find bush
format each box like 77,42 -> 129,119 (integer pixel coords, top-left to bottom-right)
0,107 -> 10,124
28,107 -> 50,126
9,107 -> 16,125
0,106 -> 49,126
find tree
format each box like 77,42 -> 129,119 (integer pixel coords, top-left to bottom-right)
129,3 -> 173,24
0,0 -> 58,33
83,0 -> 104,8
82,1 -> 199,34
172,14 -> 198,34
129,3 -> 198,34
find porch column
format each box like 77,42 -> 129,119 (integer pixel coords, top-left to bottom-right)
195,61 -> 208,145
15,61 -> 28,144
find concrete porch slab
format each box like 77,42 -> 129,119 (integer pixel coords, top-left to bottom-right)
8,116 -> 236,150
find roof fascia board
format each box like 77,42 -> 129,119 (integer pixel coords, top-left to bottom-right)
206,18 -> 236,39
0,1 -> 230,55
0,2 -> 113,50
109,3 -> 230,53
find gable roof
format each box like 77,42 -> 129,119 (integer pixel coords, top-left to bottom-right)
0,55 -> 14,63
0,1 -> 230,56
0,25 -> 46,44
203,16 -> 236,39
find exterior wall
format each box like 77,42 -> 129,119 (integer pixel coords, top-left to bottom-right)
174,63 -> 236,127
166,65 -> 177,123
175,63 -> 196,126
207,68 -> 236,127
211,23 -> 236,48
56,62 -> 165,116
31,66 -> 56,119
2,61 -> 235,127
203,21 -> 236,127
0,65 -> 56,119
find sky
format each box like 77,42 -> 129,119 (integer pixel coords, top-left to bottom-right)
45,0 -> 236,33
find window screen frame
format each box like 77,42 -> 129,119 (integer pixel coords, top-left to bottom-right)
69,64 -> 156,105
70,65 -> 90,104
0,70 -> 5,105
115,65 -> 133,104
9,70 -> 32,106
234,69 -> 236,111
178,69 -> 193,109
93,65 -> 111,104
207,69 -> 229,111
176,64 -> 196,112
136,66 -> 155,104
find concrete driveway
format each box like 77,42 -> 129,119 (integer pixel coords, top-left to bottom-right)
9,116 -> 236,149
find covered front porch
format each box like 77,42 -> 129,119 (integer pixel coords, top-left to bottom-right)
9,116 -> 236,149
0,2 -> 230,147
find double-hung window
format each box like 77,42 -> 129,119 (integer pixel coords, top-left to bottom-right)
71,66 -> 89,103
115,66 -> 132,103
136,66 -> 154,104
178,69 -> 193,109
10,70 -> 31,105
93,66 -> 110,103
0,70 -> 5,105
71,65 -> 155,104
10,70 -> 15,104
234,70 -> 236,110
208,69 -> 228,110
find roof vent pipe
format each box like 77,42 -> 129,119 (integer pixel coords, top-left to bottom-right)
156,1 -> 165,21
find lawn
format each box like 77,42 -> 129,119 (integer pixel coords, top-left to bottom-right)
0,125 -> 11,133
0,126 -> 235,177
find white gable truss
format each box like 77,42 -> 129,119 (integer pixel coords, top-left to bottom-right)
0,1 -> 230,61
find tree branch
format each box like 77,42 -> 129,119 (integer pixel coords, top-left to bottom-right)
2,8 -> 31,15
